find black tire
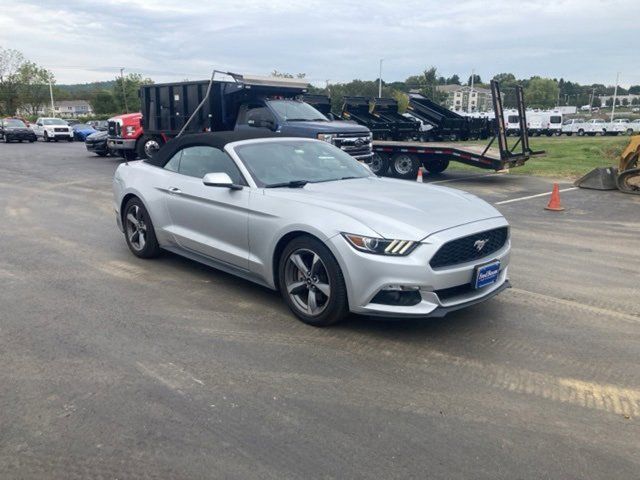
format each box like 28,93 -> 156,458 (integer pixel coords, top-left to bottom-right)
18,139 -> 23,143
136,135 -> 163,160
566,132 -> 572,136
423,158 -> 450,174
278,235 -> 348,327
44,131 -> 50,142
4,137 -> 10,143
390,153 -> 420,180
96,151 -> 109,157
627,129 -> 634,136
369,152 -> 389,176
67,136 -> 73,142
122,197 -> 161,258
29,139 -> 35,143
577,129 -> 585,136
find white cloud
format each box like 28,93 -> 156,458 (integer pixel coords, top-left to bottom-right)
0,0 -> 637,86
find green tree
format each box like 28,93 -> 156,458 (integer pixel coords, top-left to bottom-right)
628,85 -> 640,95
447,74 -> 461,85
16,61 -> 54,115
91,90 -> 118,114
467,74 -> 482,86
0,47 -> 25,115
524,77 -> 559,108
112,73 -> 153,113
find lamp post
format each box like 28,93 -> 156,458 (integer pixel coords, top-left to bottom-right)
378,59 -> 383,98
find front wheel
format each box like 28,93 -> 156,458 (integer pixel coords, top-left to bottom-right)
123,198 -> 161,258
627,129 -> 634,136
136,135 -> 163,160
278,236 -> 348,327
369,152 -> 389,176
67,136 -> 73,142
390,153 -> 420,180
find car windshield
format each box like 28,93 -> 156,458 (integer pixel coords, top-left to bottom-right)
43,119 -> 67,125
234,140 -> 371,188
267,100 -> 328,122
3,119 -> 25,127
74,124 -> 92,130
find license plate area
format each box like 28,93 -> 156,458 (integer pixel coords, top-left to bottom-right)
472,260 -> 500,289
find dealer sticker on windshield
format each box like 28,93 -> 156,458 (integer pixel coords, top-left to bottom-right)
473,261 -> 500,289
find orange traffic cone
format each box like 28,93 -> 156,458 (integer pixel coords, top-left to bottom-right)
545,183 -> 565,211
416,167 -> 423,183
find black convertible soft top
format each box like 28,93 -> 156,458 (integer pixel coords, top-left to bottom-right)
144,131 -> 280,168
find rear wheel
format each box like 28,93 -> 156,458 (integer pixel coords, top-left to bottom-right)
423,158 -> 450,174
369,152 -> 389,176
577,129 -> 585,136
278,236 -> 348,327
627,128 -> 634,136
390,153 -> 420,180
123,198 -> 161,258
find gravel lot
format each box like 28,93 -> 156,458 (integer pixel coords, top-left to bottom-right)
1,140 -> 639,479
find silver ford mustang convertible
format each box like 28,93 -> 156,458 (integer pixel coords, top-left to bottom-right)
113,131 -> 510,326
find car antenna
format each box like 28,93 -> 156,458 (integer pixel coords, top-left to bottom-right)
176,69 -> 239,138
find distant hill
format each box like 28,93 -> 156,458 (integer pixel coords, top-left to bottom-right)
56,81 -> 116,97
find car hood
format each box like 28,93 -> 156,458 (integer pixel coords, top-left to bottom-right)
281,120 -> 370,135
264,177 -> 503,240
4,127 -> 31,132
86,131 -> 108,141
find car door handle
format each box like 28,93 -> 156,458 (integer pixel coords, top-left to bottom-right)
168,187 -> 182,194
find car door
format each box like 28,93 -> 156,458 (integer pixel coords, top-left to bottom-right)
162,145 -> 251,270
235,103 -> 277,133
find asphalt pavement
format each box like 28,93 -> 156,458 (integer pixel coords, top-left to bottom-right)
1,140 -> 639,479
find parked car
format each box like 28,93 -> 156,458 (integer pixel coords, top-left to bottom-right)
31,118 -> 73,142
113,131 -> 511,326
610,119 -> 634,135
72,123 -> 97,141
631,107 -> 640,113
66,119 -> 80,126
582,119 -> 607,136
561,118 -> 585,136
90,120 -> 109,131
0,118 -> 37,143
85,130 -> 112,156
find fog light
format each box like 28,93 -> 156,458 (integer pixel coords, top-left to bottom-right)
371,288 -> 422,306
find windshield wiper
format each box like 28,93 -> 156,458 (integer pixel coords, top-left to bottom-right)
339,176 -> 362,180
264,180 -> 309,188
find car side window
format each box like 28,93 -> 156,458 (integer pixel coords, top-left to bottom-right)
164,151 -> 182,172
177,146 -> 245,184
238,104 -> 274,126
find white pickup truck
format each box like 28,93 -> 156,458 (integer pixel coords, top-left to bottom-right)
561,118 -> 586,135
609,119 -> 633,135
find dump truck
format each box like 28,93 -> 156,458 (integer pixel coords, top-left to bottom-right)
107,72 -> 372,161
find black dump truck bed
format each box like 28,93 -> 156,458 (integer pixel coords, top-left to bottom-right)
341,96 -> 392,140
302,94 -> 333,117
407,94 -> 489,141
140,75 -> 309,135
371,97 -> 419,140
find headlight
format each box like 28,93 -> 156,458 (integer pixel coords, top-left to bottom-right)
342,233 -> 417,256
317,133 -> 334,143
125,126 -> 136,136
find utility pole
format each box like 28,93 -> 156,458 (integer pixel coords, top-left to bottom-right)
588,87 -> 595,110
468,68 -> 475,112
120,67 -> 129,113
325,79 -> 331,95
48,78 -> 55,115
610,72 -> 620,122
378,59 -> 383,98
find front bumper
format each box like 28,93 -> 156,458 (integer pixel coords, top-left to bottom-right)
329,217 -> 511,318
86,141 -> 108,152
107,138 -> 136,150
4,131 -> 36,141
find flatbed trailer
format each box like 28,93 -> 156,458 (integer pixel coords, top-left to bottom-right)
368,81 -> 543,179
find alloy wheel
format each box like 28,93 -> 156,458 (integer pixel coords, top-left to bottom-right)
144,139 -> 160,158
284,248 -> 331,316
125,204 -> 148,251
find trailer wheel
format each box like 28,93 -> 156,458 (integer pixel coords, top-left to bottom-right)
369,152 -> 389,176
390,153 -> 420,180
566,132 -> 573,136
137,135 -> 164,160
423,159 -> 450,174
577,129 -> 585,136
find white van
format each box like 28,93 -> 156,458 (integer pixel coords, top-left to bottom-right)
526,110 -> 545,136
541,111 -> 563,136
503,110 -> 520,136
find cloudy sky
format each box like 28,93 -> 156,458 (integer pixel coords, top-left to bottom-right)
1,0 -> 638,87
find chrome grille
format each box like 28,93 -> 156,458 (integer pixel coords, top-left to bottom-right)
332,132 -> 372,158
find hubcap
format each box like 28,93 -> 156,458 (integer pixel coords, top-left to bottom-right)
370,153 -> 384,174
284,248 -> 331,316
125,205 -> 147,251
394,155 -> 413,175
144,140 -> 160,158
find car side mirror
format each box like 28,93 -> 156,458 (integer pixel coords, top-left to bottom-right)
248,119 -> 276,130
37,122 -> 42,126
202,172 -> 242,190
